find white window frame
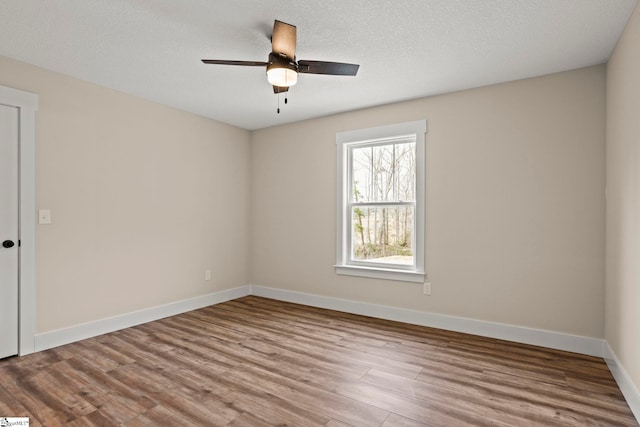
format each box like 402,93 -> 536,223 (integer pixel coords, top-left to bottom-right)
335,120 -> 426,283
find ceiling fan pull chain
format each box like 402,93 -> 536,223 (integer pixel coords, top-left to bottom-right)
277,93 -> 281,114
285,70 -> 289,105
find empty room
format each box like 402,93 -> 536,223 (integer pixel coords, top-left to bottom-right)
1,1 -> 639,425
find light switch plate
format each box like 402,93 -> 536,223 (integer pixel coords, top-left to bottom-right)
39,209 -> 51,224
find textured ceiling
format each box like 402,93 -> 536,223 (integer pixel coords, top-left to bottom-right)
0,0 -> 637,130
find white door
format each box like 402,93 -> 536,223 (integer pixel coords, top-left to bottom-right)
0,103 -> 19,359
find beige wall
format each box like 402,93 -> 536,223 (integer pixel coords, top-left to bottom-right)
0,55 -> 251,333
251,65 -> 606,338
606,4 -> 640,395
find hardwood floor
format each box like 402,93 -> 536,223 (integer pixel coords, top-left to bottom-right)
0,296 -> 637,426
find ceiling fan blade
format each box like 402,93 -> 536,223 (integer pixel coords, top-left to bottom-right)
271,20 -> 296,60
273,85 -> 289,94
201,59 -> 268,66
298,60 -> 359,76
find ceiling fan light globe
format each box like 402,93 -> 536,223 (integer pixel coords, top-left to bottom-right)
267,67 -> 298,87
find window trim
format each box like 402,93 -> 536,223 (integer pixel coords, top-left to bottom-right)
335,120 -> 426,283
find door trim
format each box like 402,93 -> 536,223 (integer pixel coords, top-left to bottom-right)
0,85 -> 38,356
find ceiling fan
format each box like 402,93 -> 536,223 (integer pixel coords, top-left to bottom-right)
201,20 -> 360,95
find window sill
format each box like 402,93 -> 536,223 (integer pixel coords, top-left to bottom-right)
334,265 -> 425,283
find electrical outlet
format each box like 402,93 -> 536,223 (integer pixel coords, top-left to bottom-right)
423,282 -> 431,295
205,270 -> 211,281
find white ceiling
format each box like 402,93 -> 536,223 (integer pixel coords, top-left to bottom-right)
0,0 -> 636,130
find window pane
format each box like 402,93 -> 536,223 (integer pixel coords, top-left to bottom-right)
352,146 -> 372,202
351,142 -> 415,203
372,144 -> 394,201
395,142 -> 416,202
351,205 -> 414,265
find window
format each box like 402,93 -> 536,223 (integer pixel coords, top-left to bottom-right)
336,120 -> 426,283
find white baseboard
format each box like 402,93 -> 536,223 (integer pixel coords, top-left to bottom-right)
250,285 -> 605,357
34,285 -> 251,352
604,342 -> 640,421
33,283 -> 605,357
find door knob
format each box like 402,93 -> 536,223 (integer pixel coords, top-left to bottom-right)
2,240 -> 15,248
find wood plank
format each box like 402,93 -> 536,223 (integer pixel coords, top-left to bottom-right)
224,362 -> 389,426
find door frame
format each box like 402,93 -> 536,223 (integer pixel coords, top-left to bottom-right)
0,85 -> 38,356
